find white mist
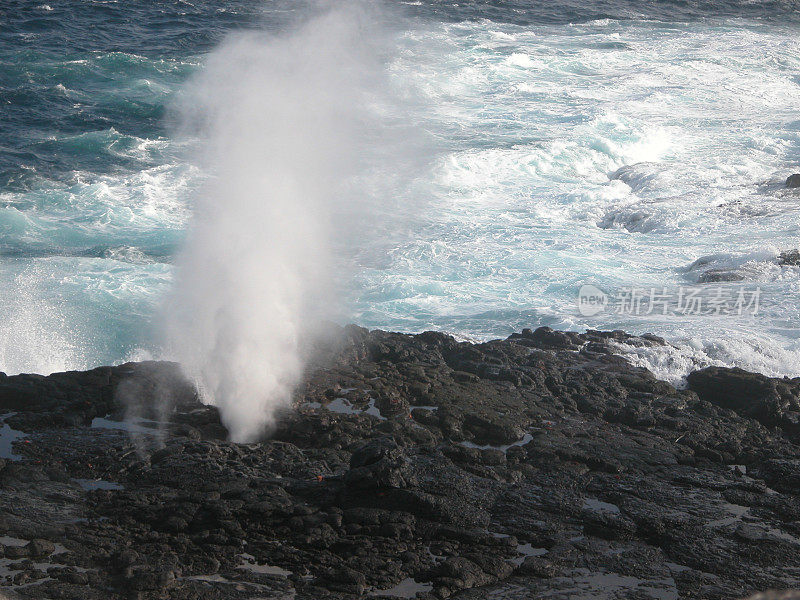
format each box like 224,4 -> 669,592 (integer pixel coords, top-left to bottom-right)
163,2 -> 411,442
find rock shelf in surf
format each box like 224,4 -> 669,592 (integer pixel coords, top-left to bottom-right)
0,326 -> 799,599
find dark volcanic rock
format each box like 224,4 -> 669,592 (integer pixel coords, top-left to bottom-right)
345,437 -> 413,490
698,269 -> 746,283
0,326 -> 799,599
687,366 -> 800,434
786,174 -> 800,188
779,250 -> 800,266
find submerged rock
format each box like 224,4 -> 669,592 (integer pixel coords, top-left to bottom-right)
779,250 -> 800,266
0,326 -> 799,599
698,269 -> 746,283
687,366 -> 800,434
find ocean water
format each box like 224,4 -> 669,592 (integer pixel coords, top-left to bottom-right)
2,0 -> 800,383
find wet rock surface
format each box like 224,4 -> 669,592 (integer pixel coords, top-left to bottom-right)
779,250 -> 800,267
0,326 -> 799,599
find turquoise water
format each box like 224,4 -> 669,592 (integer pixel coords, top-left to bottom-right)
2,1 -> 800,382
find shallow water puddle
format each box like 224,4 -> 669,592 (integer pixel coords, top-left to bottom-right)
74,478 -> 124,491
237,553 -> 292,577
583,498 -> 621,514
182,572 -> 292,596
0,541 -> 82,588
369,577 -> 434,598
490,532 -> 548,565
511,543 -> 548,566
0,536 -> 27,547
91,416 -> 160,435
0,414 -> 26,461
544,569 -> 680,600
363,398 -> 385,419
459,432 -> 533,453
327,397 -> 371,417
425,546 -> 445,564
185,574 -> 229,583
303,397 -> 387,420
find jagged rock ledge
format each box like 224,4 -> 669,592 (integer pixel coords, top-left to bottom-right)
0,326 -> 799,599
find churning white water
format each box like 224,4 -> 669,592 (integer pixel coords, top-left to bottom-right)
0,2 -> 799,406
347,15 -> 800,385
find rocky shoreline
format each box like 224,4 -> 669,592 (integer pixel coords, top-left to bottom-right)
1,326 -> 800,599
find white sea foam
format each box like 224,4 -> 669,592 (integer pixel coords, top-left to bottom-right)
613,334 -> 800,387
0,264 -> 84,375
342,15 -> 800,384
3,8 -> 800,392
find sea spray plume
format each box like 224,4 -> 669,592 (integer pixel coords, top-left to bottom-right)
115,361 -> 196,457
163,3 -> 406,442
0,265 -> 84,375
